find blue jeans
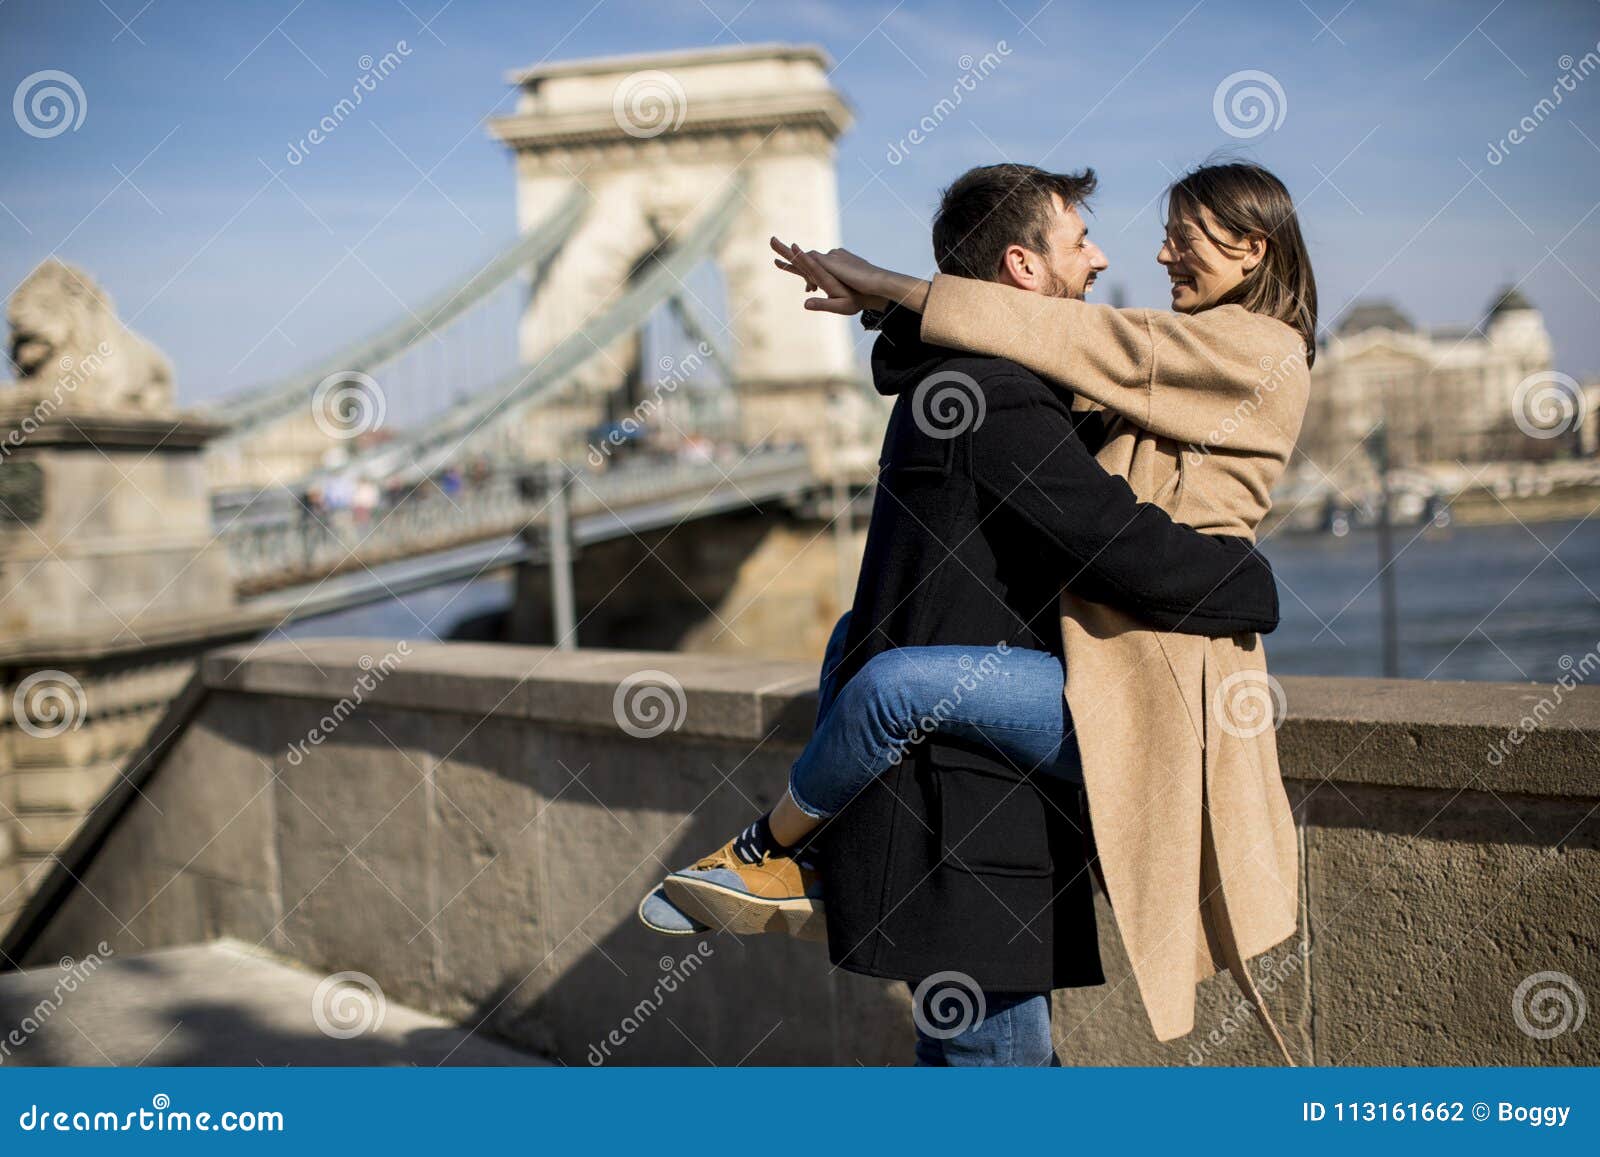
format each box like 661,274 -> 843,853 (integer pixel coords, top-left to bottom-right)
805,614 -> 1065,1067
795,612 -> 1082,818
909,987 -> 1059,1067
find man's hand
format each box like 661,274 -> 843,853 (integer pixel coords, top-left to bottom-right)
769,239 -> 933,314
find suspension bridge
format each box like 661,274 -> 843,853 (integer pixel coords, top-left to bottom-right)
197,43 -> 873,633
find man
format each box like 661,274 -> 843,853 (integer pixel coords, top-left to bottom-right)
644,164 -> 1280,1065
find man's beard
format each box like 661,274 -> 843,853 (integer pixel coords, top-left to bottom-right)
1042,270 -> 1082,300
1036,268 -> 1088,299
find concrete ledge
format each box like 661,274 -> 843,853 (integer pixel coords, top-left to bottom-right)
203,639 -> 820,743
204,640 -> 1600,797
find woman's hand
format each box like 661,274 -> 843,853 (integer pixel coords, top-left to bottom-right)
769,238 -> 931,314
770,238 -> 876,314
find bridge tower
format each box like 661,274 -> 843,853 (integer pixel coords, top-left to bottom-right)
489,43 -> 861,463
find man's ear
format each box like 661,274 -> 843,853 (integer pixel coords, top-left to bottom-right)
1242,235 -> 1268,274
997,244 -> 1036,290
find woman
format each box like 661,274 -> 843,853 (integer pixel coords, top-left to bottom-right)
644,161 -> 1315,1064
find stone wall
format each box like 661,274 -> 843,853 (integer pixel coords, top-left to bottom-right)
0,659 -> 194,934
6,641 -> 1597,1066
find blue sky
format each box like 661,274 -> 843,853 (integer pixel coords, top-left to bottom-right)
3,0 -> 1599,407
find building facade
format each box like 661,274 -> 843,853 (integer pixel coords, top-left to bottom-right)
1300,288 -> 1562,469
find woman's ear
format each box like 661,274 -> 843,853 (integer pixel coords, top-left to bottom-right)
1242,235 -> 1268,274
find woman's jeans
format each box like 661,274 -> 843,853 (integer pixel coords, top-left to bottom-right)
803,613 -> 1066,1066
794,612 -> 1083,818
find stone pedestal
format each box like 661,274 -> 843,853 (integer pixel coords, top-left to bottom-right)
0,410 -> 232,640
0,408 -> 262,934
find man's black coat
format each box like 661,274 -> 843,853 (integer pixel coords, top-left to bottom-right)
821,306 -> 1280,993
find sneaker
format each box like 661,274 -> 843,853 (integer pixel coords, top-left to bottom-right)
637,885 -> 710,937
662,836 -> 826,942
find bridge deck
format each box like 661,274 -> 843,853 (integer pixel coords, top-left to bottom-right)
230,448 -> 829,618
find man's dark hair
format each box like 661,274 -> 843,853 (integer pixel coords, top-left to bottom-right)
930,163 -> 1097,281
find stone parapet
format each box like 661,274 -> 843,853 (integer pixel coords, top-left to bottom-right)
4,641 -> 1595,1066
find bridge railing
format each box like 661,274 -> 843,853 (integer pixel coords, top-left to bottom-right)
218,445 -> 819,593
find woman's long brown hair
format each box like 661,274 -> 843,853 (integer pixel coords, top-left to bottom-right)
1165,162 -> 1319,366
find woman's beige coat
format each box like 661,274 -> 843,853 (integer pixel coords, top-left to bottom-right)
921,274 -> 1309,1062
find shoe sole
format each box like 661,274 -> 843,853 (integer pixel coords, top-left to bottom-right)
663,875 -> 827,942
635,891 -> 707,937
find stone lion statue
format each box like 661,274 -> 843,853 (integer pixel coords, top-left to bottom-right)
5,259 -> 173,412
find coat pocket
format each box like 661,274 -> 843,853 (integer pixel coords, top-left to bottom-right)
934,759 -> 1054,878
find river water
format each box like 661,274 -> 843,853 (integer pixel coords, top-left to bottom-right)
1264,516 -> 1599,682
283,517 -> 1600,685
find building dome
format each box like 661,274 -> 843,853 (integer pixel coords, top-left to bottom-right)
1336,300 -> 1415,337
1486,284 -> 1535,319
1483,283 -> 1549,351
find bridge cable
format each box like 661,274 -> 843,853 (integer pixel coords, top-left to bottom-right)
338,175 -> 749,484
208,186 -> 590,441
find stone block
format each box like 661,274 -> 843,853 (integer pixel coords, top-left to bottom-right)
1304,784 -> 1599,1064
7,709 -> 161,771
11,761 -> 122,812
135,693 -> 280,891
14,812 -> 82,857
426,716 -> 557,1038
272,699 -> 439,1012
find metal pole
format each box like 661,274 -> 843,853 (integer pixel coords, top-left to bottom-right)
547,459 -> 577,650
1373,416 -> 1400,678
